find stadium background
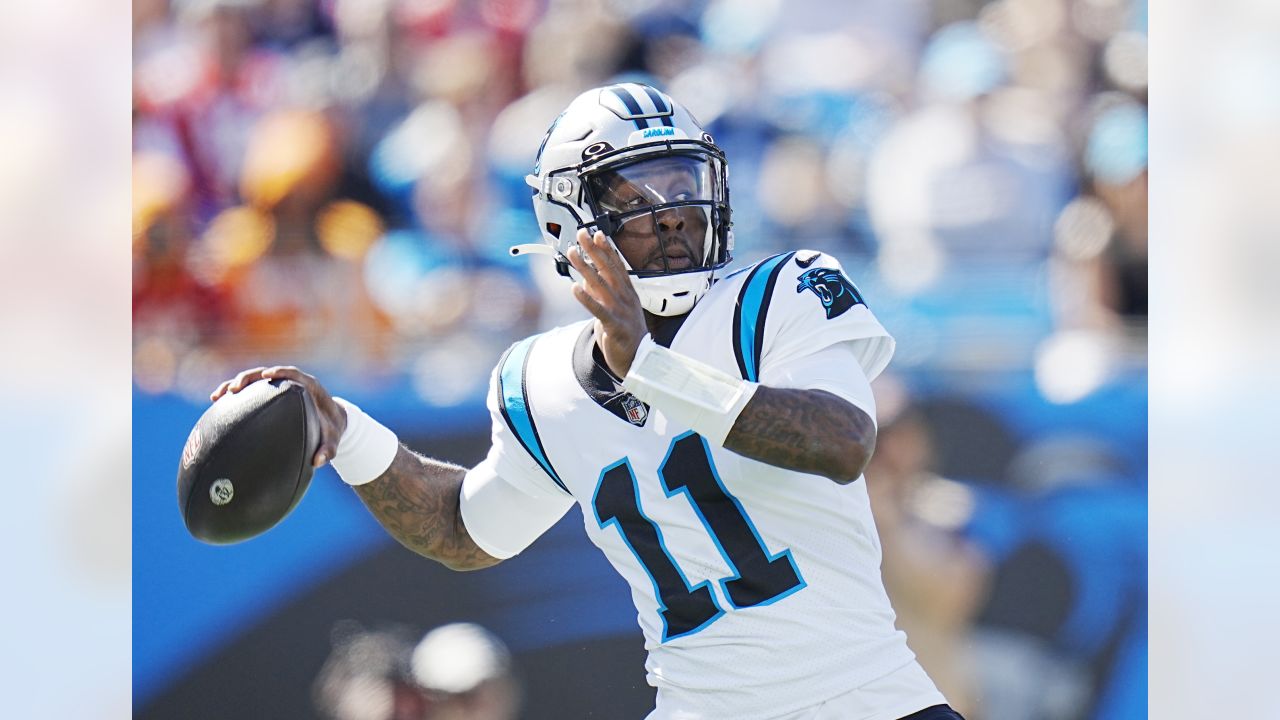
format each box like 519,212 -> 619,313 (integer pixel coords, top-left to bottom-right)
132,0 -> 1147,717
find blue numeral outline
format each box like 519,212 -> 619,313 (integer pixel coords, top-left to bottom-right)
592,459 -> 724,642
658,432 -> 807,610
591,434 -> 805,641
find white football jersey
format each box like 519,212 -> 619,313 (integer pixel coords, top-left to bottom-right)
461,251 -> 933,719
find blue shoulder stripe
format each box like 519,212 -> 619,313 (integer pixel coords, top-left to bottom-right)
496,336 -> 569,493
732,252 -> 797,382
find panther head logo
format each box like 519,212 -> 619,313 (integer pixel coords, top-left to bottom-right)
796,268 -> 864,319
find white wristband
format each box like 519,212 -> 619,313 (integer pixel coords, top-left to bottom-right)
621,335 -> 758,446
330,397 -> 400,486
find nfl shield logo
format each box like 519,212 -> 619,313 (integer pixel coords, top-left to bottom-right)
181,427 -> 203,470
622,394 -> 648,426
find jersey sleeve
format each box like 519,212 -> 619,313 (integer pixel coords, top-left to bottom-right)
732,250 -> 895,383
460,453 -> 573,560
757,340 -> 878,425
478,337 -> 573,497
458,342 -> 575,559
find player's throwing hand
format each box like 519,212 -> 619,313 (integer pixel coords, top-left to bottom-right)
210,365 -> 348,467
566,228 -> 648,377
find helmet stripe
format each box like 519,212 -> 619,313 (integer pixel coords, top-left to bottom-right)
607,85 -> 649,130
641,85 -> 669,113
639,86 -> 675,127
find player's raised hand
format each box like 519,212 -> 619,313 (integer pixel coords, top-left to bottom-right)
210,365 -> 348,467
567,228 -> 647,378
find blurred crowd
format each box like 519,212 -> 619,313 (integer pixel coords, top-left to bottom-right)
132,0 -> 1147,403
133,1 -> 1147,718
864,382 -> 1146,720
314,621 -> 520,720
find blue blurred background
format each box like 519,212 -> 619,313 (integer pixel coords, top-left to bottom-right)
132,0 -> 1147,717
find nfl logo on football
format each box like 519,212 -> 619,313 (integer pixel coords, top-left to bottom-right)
622,395 -> 647,426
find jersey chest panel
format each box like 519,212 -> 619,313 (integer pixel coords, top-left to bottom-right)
521,282 -> 815,644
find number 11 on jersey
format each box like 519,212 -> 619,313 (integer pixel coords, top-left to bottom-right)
592,432 -> 806,641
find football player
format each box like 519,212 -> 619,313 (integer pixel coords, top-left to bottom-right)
214,84 -> 963,720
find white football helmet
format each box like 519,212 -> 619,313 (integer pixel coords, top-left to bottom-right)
515,83 -> 733,316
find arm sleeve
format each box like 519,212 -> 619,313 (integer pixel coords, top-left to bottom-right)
457,355 -> 575,559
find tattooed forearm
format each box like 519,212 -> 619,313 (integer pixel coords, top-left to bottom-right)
724,387 -> 877,484
353,445 -> 501,571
